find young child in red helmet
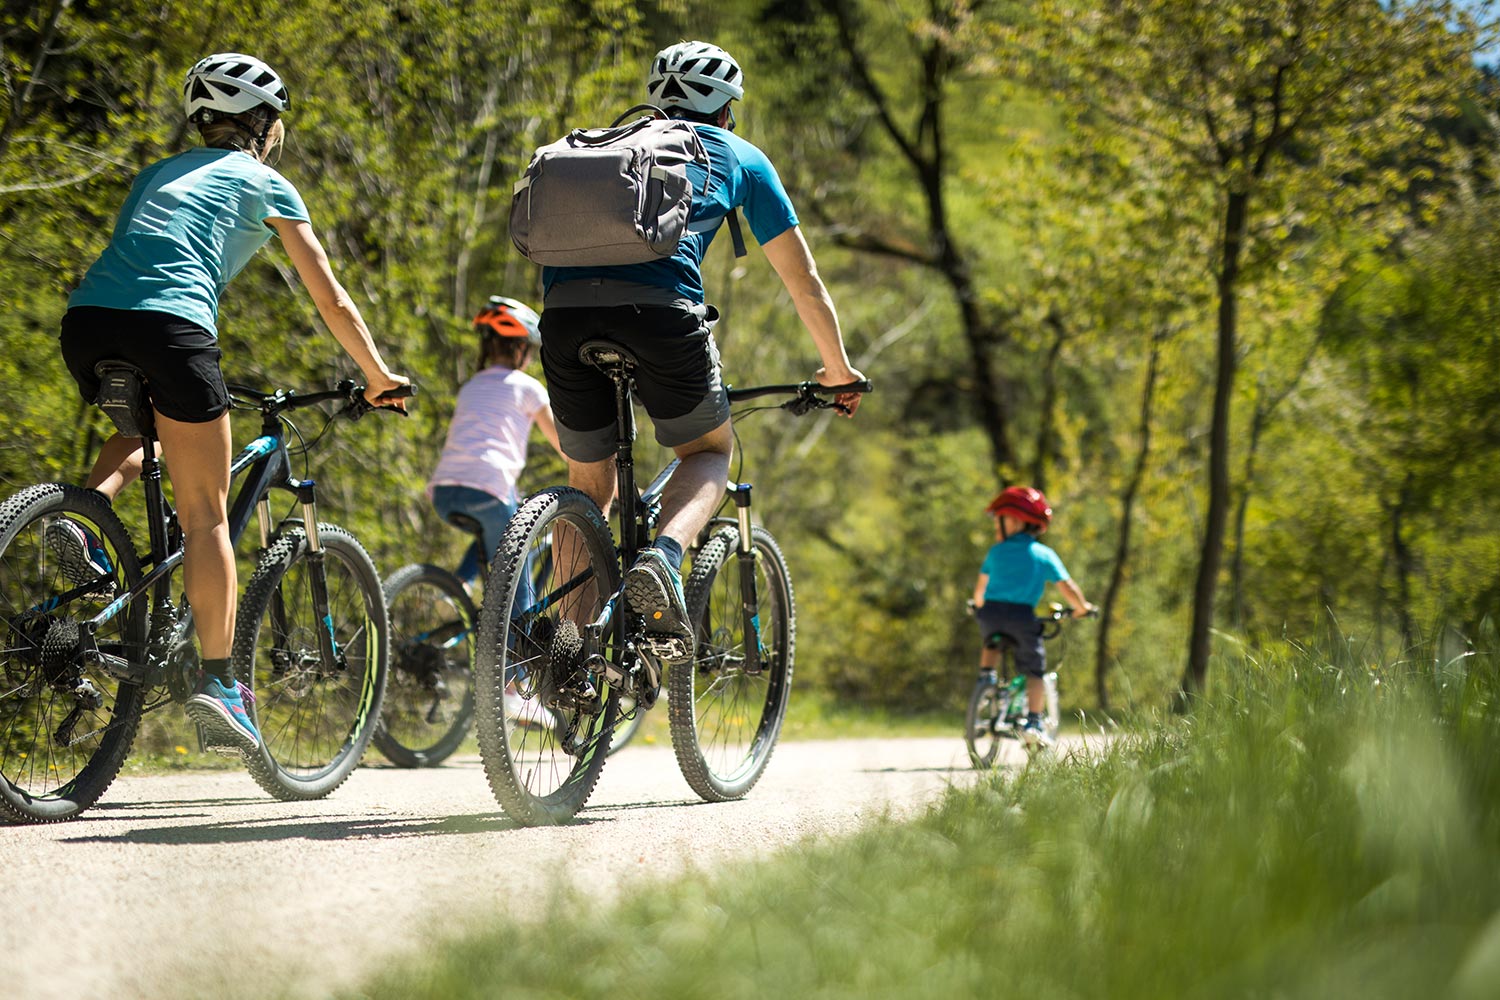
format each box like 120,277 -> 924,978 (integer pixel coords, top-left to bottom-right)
971,486 -> 1093,745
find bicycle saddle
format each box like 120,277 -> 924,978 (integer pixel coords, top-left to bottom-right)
577,339 -> 640,373
92,360 -> 156,440
444,512 -> 486,539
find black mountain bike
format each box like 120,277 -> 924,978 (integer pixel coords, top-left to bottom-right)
472,337 -> 869,824
375,518 -> 562,768
0,362 -> 409,823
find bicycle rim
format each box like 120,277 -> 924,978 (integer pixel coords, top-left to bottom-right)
375,564 -> 475,767
670,525 -> 794,802
0,485 -> 147,822
965,681 -> 1003,769
474,488 -> 619,825
237,524 -> 387,800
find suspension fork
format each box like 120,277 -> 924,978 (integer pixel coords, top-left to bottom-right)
729,483 -> 765,674
297,479 -> 343,672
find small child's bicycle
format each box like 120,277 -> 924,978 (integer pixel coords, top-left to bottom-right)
964,603 -> 1082,768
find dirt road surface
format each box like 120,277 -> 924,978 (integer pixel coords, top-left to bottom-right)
2,736 -> 1047,1000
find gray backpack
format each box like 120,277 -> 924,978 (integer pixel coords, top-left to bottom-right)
509,105 -> 745,267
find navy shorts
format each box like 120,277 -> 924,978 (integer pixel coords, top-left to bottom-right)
61,306 -> 229,424
538,303 -> 730,462
975,602 -> 1047,677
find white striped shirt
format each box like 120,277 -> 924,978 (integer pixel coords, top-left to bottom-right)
428,366 -> 549,501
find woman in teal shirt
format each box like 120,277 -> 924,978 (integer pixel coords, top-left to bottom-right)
55,53 -> 408,757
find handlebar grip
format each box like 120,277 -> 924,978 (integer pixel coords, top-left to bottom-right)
822,379 -> 872,394
375,384 -> 417,402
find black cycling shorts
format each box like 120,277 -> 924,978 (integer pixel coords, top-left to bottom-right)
538,303 -> 730,463
975,601 -> 1047,678
61,306 -> 230,424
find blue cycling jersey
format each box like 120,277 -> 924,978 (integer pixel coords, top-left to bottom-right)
542,124 -> 798,304
69,147 -> 309,336
981,534 -> 1070,606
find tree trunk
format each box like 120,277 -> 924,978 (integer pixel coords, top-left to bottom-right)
1180,189 -> 1248,704
1229,401 -> 1269,628
1096,328 -> 1166,711
1031,312 -> 1067,490
1389,474 -> 1417,652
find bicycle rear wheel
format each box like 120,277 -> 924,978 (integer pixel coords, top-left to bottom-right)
234,523 -> 388,800
965,677 -> 1003,769
0,485 -> 147,823
374,564 -> 475,767
474,488 -> 620,826
669,524 -> 793,802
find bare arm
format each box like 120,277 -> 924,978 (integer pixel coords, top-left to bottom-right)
533,404 -> 564,457
761,226 -> 866,415
268,217 -> 408,408
973,573 -> 988,608
1058,578 -> 1093,617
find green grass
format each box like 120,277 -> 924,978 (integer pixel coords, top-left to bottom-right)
344,636 -> 1500,999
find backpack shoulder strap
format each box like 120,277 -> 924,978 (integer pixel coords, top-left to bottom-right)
726,208 -> 747,259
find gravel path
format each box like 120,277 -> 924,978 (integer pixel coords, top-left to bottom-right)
1,736 -> 1045,1000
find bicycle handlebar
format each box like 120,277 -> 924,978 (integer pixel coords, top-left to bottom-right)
228,380 -> 417,420
726,378 -> 873,416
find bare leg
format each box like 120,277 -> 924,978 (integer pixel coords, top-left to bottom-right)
654,420 -> 733,548
84,433 -> 155,501
1026,676 -> 1045,713
979,646 -> 1000,670
153,411 -> 234,659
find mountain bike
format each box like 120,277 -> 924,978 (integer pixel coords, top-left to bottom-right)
964,603 -> 1086,768
0,363 -> 410,823
375,520 -> 577,767
472,337 -> 870,824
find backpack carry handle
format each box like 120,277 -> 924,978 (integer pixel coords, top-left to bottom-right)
610,103 -> 670,127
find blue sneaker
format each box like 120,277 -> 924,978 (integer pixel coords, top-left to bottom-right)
623,547 -> 693,662
46,517 -> 114,590
186,676 -> 262,757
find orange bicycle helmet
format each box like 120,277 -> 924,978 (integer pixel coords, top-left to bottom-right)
474,295 -> 541,345
985,485 -> 1052,531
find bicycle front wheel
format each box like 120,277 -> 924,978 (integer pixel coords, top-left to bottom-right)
374,564 -> 475,767
0,485 -> 147,823
474,487 -> 620,826
234,523 -> 388,800
669,524 -> 794,802
965,678 -> 1003,769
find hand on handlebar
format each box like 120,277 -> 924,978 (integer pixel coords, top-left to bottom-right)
362,372 -> 413,413
1073,603 -> 1099,620
815,364 -> 868,417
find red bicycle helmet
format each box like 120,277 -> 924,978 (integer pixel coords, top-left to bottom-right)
985,485 -> 1052,531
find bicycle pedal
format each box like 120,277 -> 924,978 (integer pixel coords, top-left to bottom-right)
639,636 -> 690,661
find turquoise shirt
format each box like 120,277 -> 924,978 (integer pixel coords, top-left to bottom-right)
544,124 -> 798,304
981,534 -> 1069,606
69,147 -> 309,335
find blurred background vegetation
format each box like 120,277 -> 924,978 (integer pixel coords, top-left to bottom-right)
3,0 -> 1497,730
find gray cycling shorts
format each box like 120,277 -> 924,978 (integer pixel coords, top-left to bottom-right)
538,302 -> 731,463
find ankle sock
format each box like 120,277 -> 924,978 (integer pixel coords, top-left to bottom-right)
203,658 -> 233,685
653,536 -> 684,570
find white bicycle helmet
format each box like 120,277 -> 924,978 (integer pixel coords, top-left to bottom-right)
646,41 -> 744,115
183,53 -> 290,122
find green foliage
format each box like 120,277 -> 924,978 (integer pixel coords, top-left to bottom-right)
1,0 -> 1496,719
346,636 -> 1500,999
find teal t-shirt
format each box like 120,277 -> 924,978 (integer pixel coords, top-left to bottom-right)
981,534 -> 1069,606
68,147 -> 310,335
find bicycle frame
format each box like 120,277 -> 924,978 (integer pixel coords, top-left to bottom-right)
80,400 -> 339,688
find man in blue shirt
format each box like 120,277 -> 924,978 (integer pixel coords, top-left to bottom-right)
539,40 -> 866,660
